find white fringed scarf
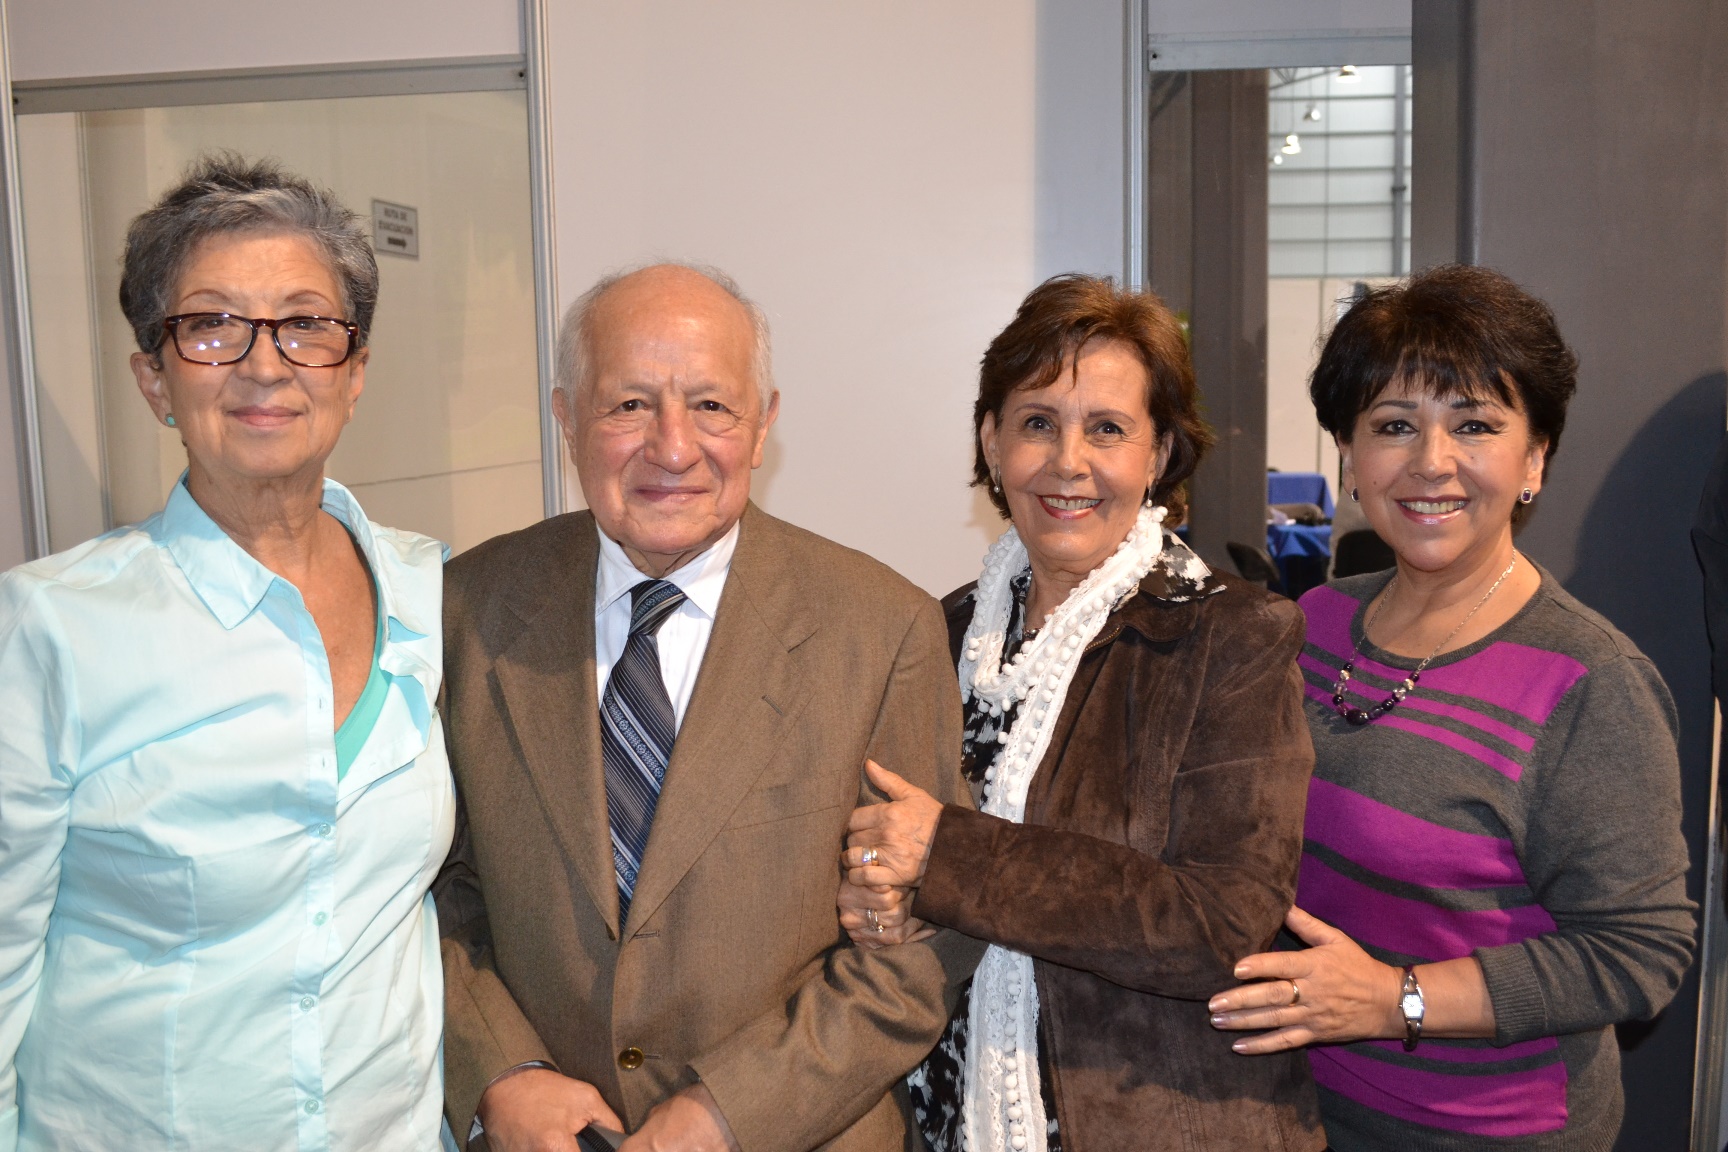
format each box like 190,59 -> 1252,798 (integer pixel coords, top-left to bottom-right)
955,503 -> 1176,1152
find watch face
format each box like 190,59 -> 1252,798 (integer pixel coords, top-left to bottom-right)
1401,992 -> 1423,1017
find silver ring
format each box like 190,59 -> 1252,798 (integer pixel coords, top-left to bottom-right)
865,908 -> 883,933
860,847 -> 879,868
1289,980 -> 1302,1006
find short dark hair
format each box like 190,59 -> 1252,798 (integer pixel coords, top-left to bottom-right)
120,153 -> 379,358
972,273 -> 1213,521
1309,264 -> 1578,483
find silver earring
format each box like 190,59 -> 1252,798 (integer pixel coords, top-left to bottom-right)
1519,488 -> 1534,505
1350,487 -> 1359,502
990,473 -> 1001,495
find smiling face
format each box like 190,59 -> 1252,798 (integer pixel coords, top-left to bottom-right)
981,339 -> 1170,591
556,266 -> 778,577
1342,375 -> 1547,575
131,230 -> 363,493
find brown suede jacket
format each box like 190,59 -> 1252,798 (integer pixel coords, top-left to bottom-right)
917,572 -> 1325,1152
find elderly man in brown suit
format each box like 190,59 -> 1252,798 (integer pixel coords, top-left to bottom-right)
436,262 -> 977,1152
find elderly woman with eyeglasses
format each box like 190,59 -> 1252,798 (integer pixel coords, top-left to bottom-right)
0,155 -> 453,1151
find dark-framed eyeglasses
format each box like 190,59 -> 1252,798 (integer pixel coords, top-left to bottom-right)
162,312 -> 360,368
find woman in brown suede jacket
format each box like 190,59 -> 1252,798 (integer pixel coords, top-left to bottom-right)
838,274 -> 1323,1152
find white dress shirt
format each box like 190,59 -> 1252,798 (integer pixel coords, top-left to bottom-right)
0,477 -> 453,1152
593,522 -> 739,729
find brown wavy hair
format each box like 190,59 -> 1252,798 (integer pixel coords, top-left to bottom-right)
972,273 -> 1213,522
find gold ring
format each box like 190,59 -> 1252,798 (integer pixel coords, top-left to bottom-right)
1289,980 -> 1302,1006
865,908 -> 883,933
860,848 -> 879,868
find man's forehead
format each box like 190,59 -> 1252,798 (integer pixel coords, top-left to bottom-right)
594,267 -> 750,328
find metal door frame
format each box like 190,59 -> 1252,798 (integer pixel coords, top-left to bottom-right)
0,0 -> 565,558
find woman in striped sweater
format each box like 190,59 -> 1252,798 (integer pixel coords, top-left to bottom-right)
1208,264 -> 1694,1151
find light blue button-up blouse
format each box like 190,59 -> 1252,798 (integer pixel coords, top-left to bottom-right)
0,478 -> 455,1152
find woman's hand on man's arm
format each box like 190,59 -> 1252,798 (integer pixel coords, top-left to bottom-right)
844,759 -> 943,887
836,759 -> 943,948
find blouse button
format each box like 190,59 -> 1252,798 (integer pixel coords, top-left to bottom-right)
304,1099 -> 321,1115
313,911 -> 328,927
299,995 -> 316,1011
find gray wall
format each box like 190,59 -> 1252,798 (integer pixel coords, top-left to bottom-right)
0,296 -> 25,570
1036,0 -> 1127,280
1185,70 -> 1271,567
1415,2 -> 1728,1146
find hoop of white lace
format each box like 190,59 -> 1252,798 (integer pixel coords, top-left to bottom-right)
956,503 -> 1169,1152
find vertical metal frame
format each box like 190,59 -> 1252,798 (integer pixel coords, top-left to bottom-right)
0,0 -> 49,559
522,0 -> 566,518
1123,0 -> 1147,289
1695,707 -> 1727,1151
1390,63 -> 1408,275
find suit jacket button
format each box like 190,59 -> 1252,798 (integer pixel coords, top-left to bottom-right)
617,1047 -> 645,1071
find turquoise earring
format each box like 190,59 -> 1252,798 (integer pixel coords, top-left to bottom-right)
165,414 -> 176,427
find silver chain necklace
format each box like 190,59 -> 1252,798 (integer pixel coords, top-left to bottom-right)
1330,553 -> 1520,726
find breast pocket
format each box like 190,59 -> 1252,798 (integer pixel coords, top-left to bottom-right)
725,774 -> 851,829
56,828 -> 198,959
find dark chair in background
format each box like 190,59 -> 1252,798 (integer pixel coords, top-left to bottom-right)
1227,540 -> 1286,597
1332,528 -> 1396,578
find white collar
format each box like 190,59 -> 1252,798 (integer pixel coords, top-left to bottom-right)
594,519 -> 739,622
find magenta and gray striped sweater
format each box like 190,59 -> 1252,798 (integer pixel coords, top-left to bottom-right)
1295,568 -> 1694,1152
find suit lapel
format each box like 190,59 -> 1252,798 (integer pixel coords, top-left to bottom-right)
490,513 -> 622,934
623,505 -> 818,932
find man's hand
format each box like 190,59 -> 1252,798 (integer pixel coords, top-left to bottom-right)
836,872 -> 933,949
617,1084 -> 740,1152
477,1067 -> 624,1152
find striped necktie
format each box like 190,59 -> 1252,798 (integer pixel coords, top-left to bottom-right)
602,579 -> 687,927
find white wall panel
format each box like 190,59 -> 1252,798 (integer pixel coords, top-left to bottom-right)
1036,0 -> 1126,281
543,2 -> 1038,596
7,0 -> 519,82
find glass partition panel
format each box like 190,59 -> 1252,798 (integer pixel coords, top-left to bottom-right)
1265,64 -> 1411,480
16,88 -> 542,555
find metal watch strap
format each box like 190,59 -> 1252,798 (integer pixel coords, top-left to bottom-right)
1399,965 -> 1424,1052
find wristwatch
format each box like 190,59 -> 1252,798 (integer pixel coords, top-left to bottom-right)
1399,965 -> 1426,1051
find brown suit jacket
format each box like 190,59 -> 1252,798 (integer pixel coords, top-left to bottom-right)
436,504 -> 980,1151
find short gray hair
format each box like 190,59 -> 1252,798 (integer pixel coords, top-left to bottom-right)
119,153 -> 380,357
556,261 -> 775,411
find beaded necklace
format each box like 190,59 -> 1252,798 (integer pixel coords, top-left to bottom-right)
1331,554 -> 1519,726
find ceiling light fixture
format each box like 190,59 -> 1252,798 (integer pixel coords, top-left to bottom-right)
1272,154 -> 1285,165
1304,104 -> 1322,122
1336,64 -> 1360,83
1281,133 -> 1302,155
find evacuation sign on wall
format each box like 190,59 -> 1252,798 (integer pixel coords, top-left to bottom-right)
372,200 -> 419,258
